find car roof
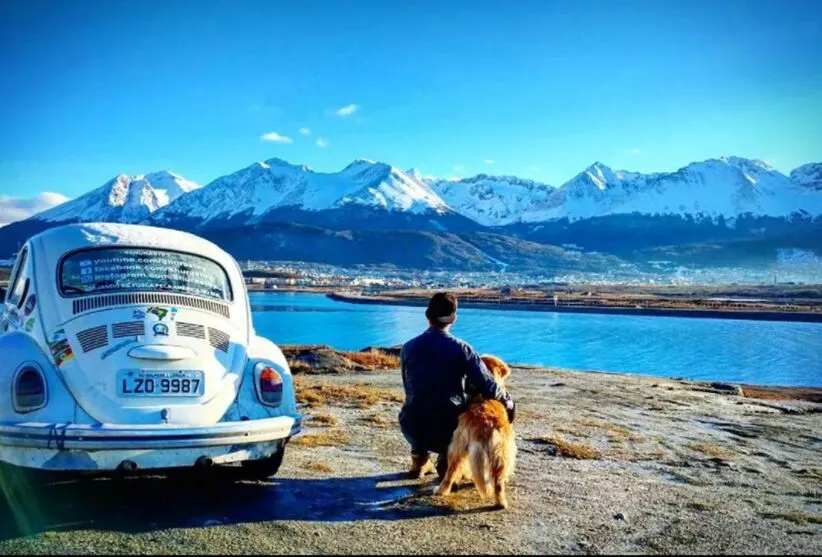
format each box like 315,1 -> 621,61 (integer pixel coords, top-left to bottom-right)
29,223 -> 238,271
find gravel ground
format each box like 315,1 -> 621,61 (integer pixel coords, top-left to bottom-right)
1,366 -> 821,554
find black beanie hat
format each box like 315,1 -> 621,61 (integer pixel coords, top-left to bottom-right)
425,292 -> 458,322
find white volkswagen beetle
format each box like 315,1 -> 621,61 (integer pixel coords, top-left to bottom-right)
0,222 -> 301,478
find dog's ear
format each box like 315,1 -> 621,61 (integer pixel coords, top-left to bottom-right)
482,355 -> 511,380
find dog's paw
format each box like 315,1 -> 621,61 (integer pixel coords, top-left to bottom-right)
493,499 -> 509,510
433,485 -> 450,497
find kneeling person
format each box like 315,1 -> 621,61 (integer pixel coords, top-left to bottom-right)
399,292 -> 515,478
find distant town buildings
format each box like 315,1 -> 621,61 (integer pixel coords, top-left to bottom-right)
237,257 -> 822,290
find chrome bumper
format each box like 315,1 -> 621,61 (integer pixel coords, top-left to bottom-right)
0,415 -> 301,451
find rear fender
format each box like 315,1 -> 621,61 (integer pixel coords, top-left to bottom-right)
0,332 -> 96,424
221,335 -> 299,422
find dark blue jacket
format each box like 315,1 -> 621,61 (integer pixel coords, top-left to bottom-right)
399,327 -> 511,453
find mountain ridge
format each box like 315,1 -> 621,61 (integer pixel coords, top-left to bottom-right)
1,155 -> 820,273
34,170 -> 200,224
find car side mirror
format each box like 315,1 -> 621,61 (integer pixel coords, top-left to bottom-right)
0,287 -> 6,302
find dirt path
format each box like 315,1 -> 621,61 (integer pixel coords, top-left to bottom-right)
1,366 -> 821,554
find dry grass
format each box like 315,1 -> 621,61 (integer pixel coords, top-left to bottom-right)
741,386 -> 822,404
361,413 -> 392,427
291,429 -> 351,447
579,419 -> 644,440
577,418 -> 633,437
288,360 -> 313,374
517,409 -> 550,421
294,377 -> 404,409
342,350 -> 400,370
609,449 -> 669,462
687,441 -> 733,460
303,460 -> 334,473
761,511 -> 822,525
554,419 -> 644,443
542,435 -> 602,460
305,413 -> 338,427
552,425 -> 589,438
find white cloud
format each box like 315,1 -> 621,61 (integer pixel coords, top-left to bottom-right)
334,104 -> 360,117
625,148 -> 642,155
298,127 -> 311,136
260,131 -> 293,144
452,164 -> 466,173
315,137 -> 330,148
0,192 -> 70,227
484,159 -> 495,164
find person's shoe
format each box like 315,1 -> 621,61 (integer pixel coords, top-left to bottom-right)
409,454 -> 434,479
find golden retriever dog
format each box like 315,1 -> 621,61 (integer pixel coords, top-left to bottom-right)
433,354 -> 517,509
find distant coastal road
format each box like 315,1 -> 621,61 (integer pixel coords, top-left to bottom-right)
327,292 -> 822,323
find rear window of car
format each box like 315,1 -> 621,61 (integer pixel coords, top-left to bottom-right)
59,248 -> 233,301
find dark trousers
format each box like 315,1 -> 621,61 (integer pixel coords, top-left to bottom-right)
399,404 -> 460,456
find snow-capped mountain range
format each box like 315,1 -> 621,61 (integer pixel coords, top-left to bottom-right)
430,157 -> 822,226
151,158 -> 451,226
15,156 -> 822,229
36,170 -> 201,224
1,155 -> 820,271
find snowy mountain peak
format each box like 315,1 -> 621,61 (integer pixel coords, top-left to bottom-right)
429,174 -> 555,226
33,171 -> 201,224
790,163 -> 822,191
339,159 -> 391,178
582,162 -> 621,191
341,159 -> 378,173
264,157 -> 312,172
152,157 -> 451,225
718,156 -> 774,173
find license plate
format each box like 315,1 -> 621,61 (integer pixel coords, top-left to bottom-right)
118,370 -> 205,397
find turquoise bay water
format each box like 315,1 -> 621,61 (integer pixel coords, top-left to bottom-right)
250,292 -> 822,387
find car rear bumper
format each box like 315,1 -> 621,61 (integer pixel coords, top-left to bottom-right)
0,415 -> 301,471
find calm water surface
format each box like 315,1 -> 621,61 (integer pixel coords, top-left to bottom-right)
249,292 -> 822,387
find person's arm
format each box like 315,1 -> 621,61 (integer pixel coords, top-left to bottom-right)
462,342 -> 511,406
460,341 -> 515,422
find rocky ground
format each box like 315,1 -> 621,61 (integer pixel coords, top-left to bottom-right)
1,354 -> 821,555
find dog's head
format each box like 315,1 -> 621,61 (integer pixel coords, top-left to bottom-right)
481,354 -> 511,387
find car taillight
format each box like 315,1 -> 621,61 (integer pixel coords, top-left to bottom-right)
13,365 -> 47,413
257,365 -> 283,406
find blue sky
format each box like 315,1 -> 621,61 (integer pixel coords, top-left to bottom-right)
1,0 -> 821,203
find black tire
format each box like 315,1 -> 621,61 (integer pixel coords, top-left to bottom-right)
240,446 -> 285,480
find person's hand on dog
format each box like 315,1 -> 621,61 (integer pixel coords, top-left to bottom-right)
505,398 -> 516,424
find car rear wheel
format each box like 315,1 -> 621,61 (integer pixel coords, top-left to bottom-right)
240,446 -> 285,480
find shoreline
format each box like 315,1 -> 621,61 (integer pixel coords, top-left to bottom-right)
326,292 -> 822,323
281,343 -> 822,399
